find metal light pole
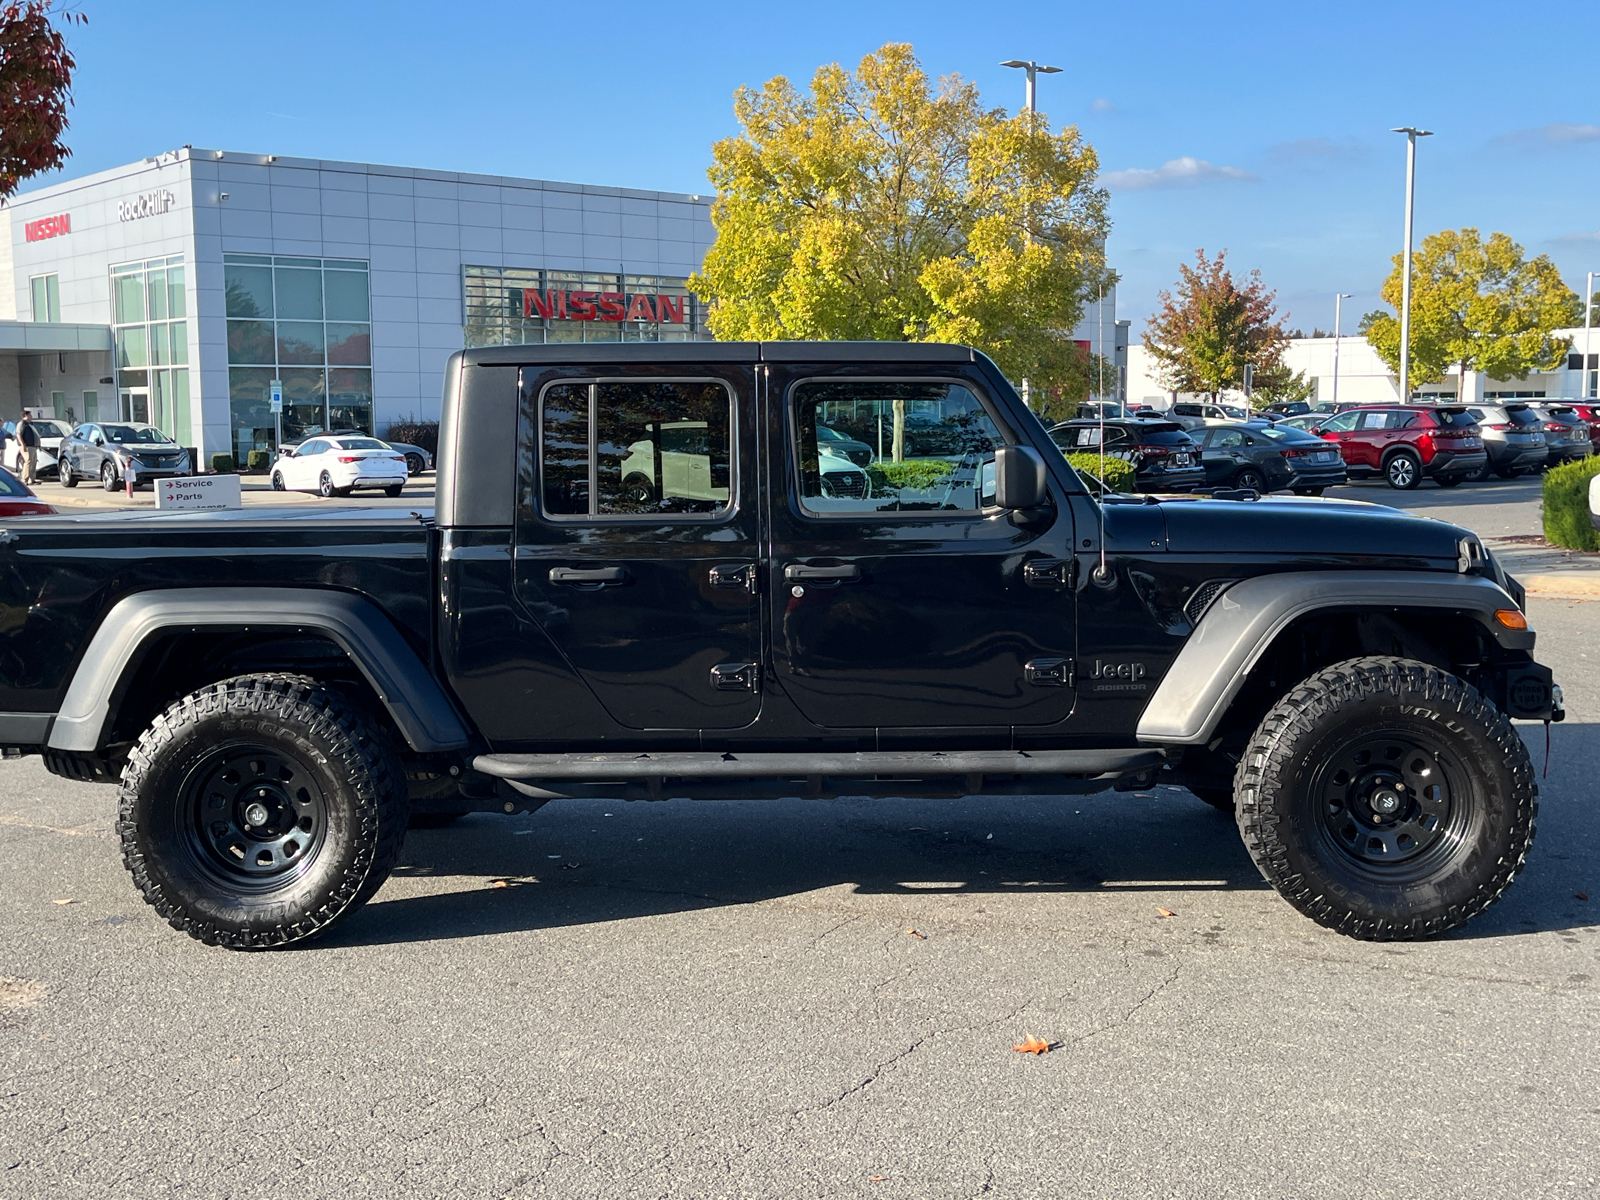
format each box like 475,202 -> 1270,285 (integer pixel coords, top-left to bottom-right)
1331,293 -> 1352,408
1584,270 -> 1595,401
1000,60 -> 1061,113
1391,127 -> 1433,403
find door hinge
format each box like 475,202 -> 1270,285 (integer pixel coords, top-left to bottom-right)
1024,658 -> 1073,687
710,662 -> 761,692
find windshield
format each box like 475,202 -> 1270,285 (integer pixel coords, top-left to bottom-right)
33,421 -> 71,438
332,438 -> 388,451
101,424 -> 175,444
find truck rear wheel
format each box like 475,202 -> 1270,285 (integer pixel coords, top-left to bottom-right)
117,674 -> 407,949
1236,656 -> 1536,940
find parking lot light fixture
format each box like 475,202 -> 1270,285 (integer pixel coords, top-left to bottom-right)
1391,127 -> 1433,402
1000,60 -> 1062,114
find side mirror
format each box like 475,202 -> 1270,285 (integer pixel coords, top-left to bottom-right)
995,445 -> 1047,509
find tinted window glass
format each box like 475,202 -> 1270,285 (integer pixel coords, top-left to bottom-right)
796,381 -> 1000,515
101,424 -> 172,444
1051,424 -> 1109,450
1319,411 -> 1360,432
1507,407 -> 1541,427
332,438 -> 386,450
538,380 -> 732,518
1432,408 -> 1478,428
1360,411 -> 1390,429
1127,424 -> 1190,444
300,440 -> 327,456
1214,429 -> 1245,447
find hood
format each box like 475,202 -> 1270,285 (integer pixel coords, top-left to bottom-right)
1153,495 -> 1466,563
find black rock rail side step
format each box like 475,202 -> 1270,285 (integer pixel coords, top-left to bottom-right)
474,748 -> 1164,781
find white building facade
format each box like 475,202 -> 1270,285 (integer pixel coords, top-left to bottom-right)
0,148 -> 715,460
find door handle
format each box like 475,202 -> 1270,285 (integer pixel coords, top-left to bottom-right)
784,563 -> 861,582
1023,558 -> 1073,588
548,566 -> 629,585
709,563 -> 757,594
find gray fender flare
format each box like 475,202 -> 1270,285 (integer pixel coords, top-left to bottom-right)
1135,570 -> 1529,746
48,587 -> 469,754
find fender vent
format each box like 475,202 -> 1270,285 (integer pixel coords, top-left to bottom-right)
1184,578 -> 1235,626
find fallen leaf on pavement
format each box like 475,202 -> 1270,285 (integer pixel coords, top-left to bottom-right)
52,898 -> 73,905
1012,1035 -> 1050,1055
906,928 -> 926,940
490,879 -> 510,888
869,1176 -> 888,1183
1577,892 -> 1589,901
1156,907 -> 1176,918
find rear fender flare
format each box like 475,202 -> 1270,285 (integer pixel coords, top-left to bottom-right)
47,588 -> 469,754
1136,570 -> 1530,745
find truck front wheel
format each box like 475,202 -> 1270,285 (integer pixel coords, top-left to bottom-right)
1236,656 -> 1536,940
117,674 -> 407,949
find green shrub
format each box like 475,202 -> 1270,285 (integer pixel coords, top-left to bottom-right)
868,459 -> 955,492
246,449 -> 271,472
384,418 -> 439,457
1542,456 -> 1600,551
209,453 -> 236,475
1063,452 -> 1136,493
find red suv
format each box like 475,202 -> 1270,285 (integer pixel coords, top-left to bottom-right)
1566,403 -> 1600,454
1312,404 -> 1487,489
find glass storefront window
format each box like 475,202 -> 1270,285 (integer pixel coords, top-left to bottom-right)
114,271 -> 145,324
147,269 -> 168,322
229,367 -> 275,460
222,255 -> 375,444
277,321 -> 325,365
324,270 -> 370,321
274,268 -> 323,320
30,274 -> 60,323
227,320 -> 275,365
149,323 -> 169,366
167,265 -> 186,320
111,256 -> 189,442
325,323 -> 371,366
169,321 -> 188,365
117,325 -> 149,368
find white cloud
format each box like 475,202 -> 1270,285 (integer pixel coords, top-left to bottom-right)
1103,156 -> 1259,191
1091,98 -> 1116,114
1493,122 -> 1600,149
1265,136 -> 1365,163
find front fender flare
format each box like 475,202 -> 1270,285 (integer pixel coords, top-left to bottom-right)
1135,570 -> 1530,746
47,587 -> 469,754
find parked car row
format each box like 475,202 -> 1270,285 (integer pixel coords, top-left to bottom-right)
1049,400 -> 1592,493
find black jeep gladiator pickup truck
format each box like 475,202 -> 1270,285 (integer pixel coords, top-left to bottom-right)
0,343 -> 1563,948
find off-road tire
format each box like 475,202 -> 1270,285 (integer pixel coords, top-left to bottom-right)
117,673 -> 407,949
1236,656 -> 1536,940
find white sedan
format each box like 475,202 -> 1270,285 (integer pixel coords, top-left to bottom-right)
270,435 -> 407,498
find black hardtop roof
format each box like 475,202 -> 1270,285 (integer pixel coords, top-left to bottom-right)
459,341 -> 977,367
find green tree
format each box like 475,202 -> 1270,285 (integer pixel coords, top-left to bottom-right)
1142,250 -> 1289,400
1359,228 -> 1578,389
1246,361 -> 1315,410
689,43 -> 1111,394
0,1 -> 85,200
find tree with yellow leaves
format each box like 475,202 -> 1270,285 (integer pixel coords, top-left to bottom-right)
689,43 -> 1111,402
1360,229 -> 1578,391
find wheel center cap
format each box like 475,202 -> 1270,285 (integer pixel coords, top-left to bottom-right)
1371,788 -> 1401,815
243,801 -> 272,827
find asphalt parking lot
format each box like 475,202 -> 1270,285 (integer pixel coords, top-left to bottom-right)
1,481 -> 1596,1200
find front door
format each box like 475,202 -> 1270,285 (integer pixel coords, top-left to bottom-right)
766,368 -> 1078,731
511,364 -> 763,731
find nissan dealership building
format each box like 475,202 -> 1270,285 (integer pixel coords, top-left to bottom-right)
0,147 -> 715,460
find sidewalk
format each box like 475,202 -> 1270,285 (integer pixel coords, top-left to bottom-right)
1485,535 -> 1600,597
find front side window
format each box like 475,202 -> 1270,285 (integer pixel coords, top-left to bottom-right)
793,380 -> 1001,515
538,379 -> 732,519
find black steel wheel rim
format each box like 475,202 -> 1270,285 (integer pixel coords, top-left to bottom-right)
1310,727 -> 1474,881
178,745 -> 329,892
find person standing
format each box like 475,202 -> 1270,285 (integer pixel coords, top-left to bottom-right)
17,417 -> 39,486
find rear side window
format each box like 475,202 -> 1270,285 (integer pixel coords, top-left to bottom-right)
1359,411 -> 1391,429
794,380 -> 1001,515
1507,407 -> 1541,426
1431,408 -> 1478,429
538,379 -> 732,519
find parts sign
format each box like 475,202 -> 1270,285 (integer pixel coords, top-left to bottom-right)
156,474 -> 242,512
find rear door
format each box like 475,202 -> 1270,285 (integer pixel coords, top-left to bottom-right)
511,362 -> 763,730
1200,427 -> 1244,484
765,366 -> 1078,731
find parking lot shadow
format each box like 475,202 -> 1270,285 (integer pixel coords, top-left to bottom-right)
318,725 -> 1597,948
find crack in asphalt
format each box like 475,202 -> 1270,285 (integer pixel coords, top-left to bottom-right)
1064,958 -> 1183,1051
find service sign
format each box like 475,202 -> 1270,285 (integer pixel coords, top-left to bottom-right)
157,474 -> 242,512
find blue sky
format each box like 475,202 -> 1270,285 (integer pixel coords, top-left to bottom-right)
29,0 -> 1600,334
